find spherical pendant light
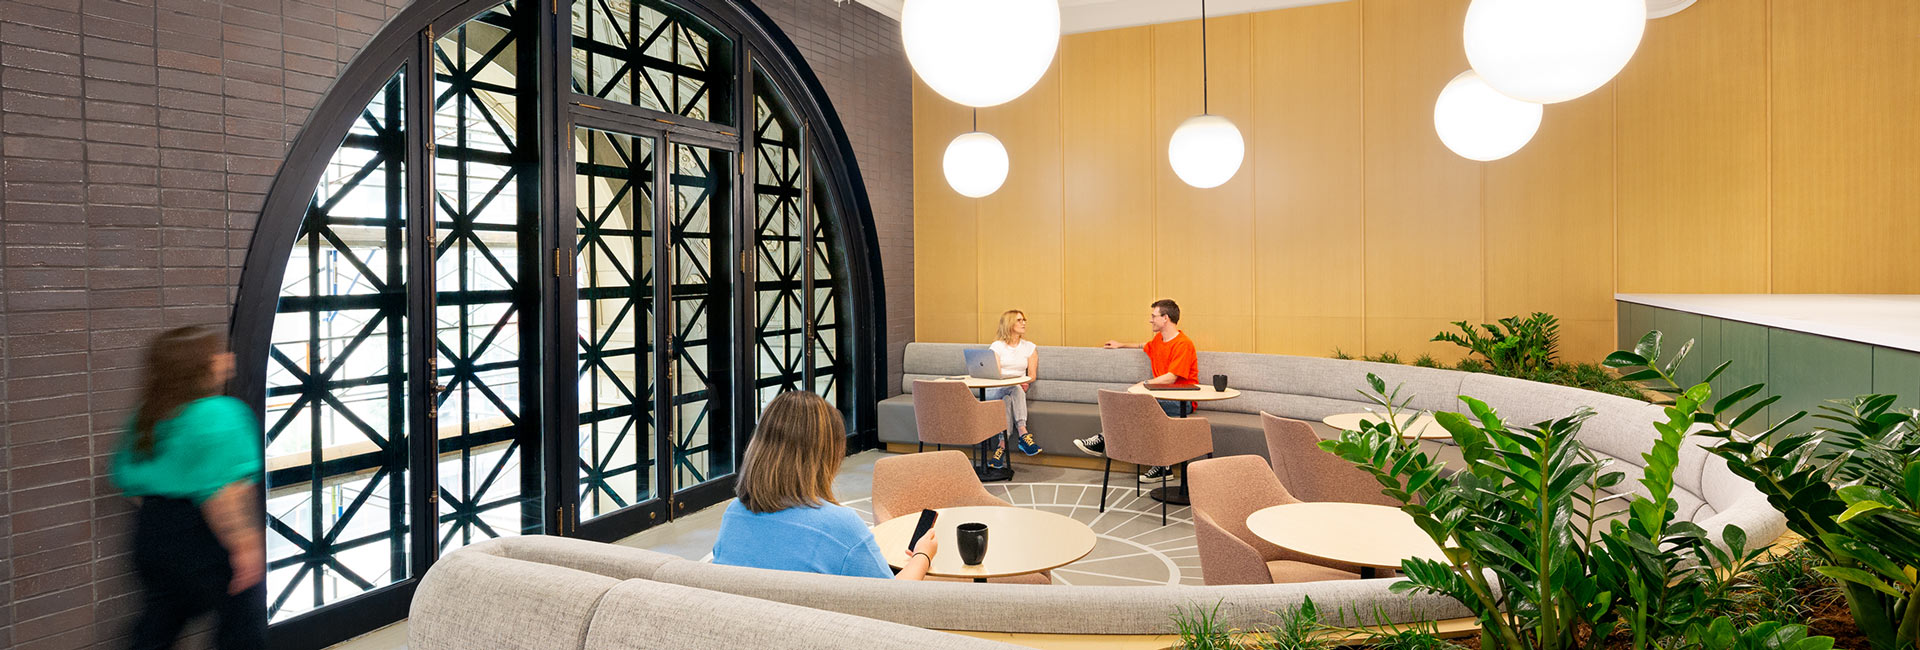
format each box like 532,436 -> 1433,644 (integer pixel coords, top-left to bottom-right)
1463,0 -> 1646,104
1433,70 -> 1543,162
902,0 -> 1061,108
943,131 -> 1009,198
1168,115 -> 1245,188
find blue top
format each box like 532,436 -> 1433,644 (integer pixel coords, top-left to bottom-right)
110,396 -> 263,505
710,500 -> 893,579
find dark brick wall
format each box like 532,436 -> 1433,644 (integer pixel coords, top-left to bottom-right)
753,0 -> 913,397
0,1 -> 411,646
0,0 -> 910,647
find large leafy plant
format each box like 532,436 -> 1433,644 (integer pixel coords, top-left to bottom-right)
1431,312 -> 1561,376
1610,332 -> 1920,650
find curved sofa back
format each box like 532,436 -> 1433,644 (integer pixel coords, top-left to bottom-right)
424,536 -> 1471,638
900,342 -> 1785,545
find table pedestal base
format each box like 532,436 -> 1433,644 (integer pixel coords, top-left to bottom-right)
1147,485 -> 1189,505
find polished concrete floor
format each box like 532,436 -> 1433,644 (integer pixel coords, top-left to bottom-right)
328,449 -> 1202,649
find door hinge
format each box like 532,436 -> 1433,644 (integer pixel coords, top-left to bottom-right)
739,250 -> 751,274
555,246 -> 573,278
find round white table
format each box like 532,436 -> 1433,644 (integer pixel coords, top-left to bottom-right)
870,506 -> 1096,582
1245,502 -> 1448,579
1322,411 -> 1451,440
1126,382 -> 1240,505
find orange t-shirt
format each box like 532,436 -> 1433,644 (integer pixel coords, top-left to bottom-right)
1143,331 -> 1199,386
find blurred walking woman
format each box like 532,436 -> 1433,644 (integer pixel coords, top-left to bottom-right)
112,326 -> 266,649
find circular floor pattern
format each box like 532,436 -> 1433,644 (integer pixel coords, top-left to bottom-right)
840,482 -> 1204,587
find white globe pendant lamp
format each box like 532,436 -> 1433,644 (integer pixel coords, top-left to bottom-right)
1168,0 -> 1244,189
902,0 -> 1061,108
1463,0 -> 1646,104
1433,70 -> 1543,162
943,114 -> 1008,198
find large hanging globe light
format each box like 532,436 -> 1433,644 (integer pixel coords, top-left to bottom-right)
1168,115 -> 1245,188
1433,70 -> 1543,162
902,0 -> 1061,108
1463,0 -> 1646,104
943,131 -> 1009,198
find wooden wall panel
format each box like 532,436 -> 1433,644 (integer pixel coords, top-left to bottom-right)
1250,2 -> 1364,358
1361,0 -> 1483,361
912,77 -> 980,343
976,67 -> 1067,345
1062,27 -> 1160,347
1484,87 -> 1617,363
1770,0 -> 1920,294
1614,0 -> 1769,293
1152,15 -> 1257,353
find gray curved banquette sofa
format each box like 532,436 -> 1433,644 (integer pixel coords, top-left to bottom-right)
879,342 -> 1785,545
410,535 -> 1473,649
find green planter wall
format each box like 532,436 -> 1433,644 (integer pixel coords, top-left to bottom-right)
1618,301 -> 1920,433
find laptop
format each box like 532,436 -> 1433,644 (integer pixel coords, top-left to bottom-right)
962,348 -> 1009,379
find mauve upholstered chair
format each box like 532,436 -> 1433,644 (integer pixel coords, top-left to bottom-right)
1189,455 -> 1363,585
870,451 -> 1050,584
1095,389 -> 1213,525
1261,413 -> 1398,507
911,380 -> 1007,469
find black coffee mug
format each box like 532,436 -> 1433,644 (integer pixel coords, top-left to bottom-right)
1213,374 -> 1228,392
956,522 -> 989,566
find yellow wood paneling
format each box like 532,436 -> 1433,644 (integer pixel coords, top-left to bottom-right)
1614,0 -> 1769,294
1061,27 -> 1160,348
1769,0 -> 1920,293
913,75 -> 979,343
1484,85 -> 1616,360
977,65 -> 1067,345
1361,0 -> 1482,361
1153,14 -> 1257,353
1250,2 -> 1365,358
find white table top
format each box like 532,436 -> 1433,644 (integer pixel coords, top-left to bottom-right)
1322,412 -> 1451,440
1127,382 -> 1242,402
1617,293 -> 1920,353
1245,502 -> 1448,571
934,375 -> 1031,389
871,505 -> 1096,580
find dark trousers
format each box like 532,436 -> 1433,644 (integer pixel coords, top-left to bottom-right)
129,497 -> 266,650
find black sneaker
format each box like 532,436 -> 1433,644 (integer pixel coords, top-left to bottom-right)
1073,433 -> 1105,457
1137,465 -> 1171,482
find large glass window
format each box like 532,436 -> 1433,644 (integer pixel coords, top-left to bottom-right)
245,0 -> 870,641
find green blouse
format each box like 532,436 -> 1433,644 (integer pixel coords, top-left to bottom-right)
111,396 -> 263,505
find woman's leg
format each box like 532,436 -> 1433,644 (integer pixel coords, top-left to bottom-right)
982,386 -> 1014,468
129,498 -> 227,650
217,581 -> 268,650
1008,386 -> 1041,454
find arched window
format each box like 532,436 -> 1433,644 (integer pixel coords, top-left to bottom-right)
232,1 -> 884,645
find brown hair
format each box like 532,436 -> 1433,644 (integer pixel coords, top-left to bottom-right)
735,391 -> 847,513
1151,299 -> 1181,324
995,309 -> 1026,344
132,326 -> 226,459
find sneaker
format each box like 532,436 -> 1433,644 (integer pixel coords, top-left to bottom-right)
1015,431 -> 1043,456
985,445 -> 1009,470
1137,465 -> 1171,482
1073,433 -> 1105,457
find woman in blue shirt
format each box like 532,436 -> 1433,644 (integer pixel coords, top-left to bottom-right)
111,326 -> 266,649
712,391 -> 938,579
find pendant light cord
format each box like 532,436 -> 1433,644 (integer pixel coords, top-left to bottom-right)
972,108 -> 977,132
1200,0 -> 1209,115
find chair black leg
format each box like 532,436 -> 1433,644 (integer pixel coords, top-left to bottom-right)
1100,457 -> 1111,512
918,442 -> 924,453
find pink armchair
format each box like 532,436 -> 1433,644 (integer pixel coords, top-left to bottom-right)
1261,413 -> 1397,507
1189,455 -> 1363,585
870,451 -> 1050,585
910,380 -> 1006,472
1094,389 -> 1213,525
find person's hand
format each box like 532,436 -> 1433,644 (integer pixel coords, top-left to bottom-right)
909,528 -> 939,560
1102,340 -> 1122,349
1020,381 -> 1032,391
229,545 -> 265,594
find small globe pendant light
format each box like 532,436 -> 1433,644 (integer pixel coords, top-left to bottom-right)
1168,0 -> 1244,189
944,110 -> 1008,198
1433,70 -> 1543,162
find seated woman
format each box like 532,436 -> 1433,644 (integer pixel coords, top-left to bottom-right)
983,310 -> 1043,473
712,391 -> 938,579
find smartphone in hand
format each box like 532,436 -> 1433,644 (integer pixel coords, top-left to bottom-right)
907,508 -> 938,552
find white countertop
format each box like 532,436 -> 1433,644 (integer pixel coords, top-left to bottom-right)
1617,294 -> 1920,353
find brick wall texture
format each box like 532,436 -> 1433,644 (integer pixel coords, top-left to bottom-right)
0,0 -> 911,647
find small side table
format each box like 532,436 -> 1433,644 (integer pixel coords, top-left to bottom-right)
871,506 -> 1096,582
1246,502 -> 1448,579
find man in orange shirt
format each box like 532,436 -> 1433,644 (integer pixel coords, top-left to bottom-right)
1074,299 -> 1197,481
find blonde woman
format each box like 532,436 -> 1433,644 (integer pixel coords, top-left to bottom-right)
712,391 -> 937,579
982,310 -> 1043,474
